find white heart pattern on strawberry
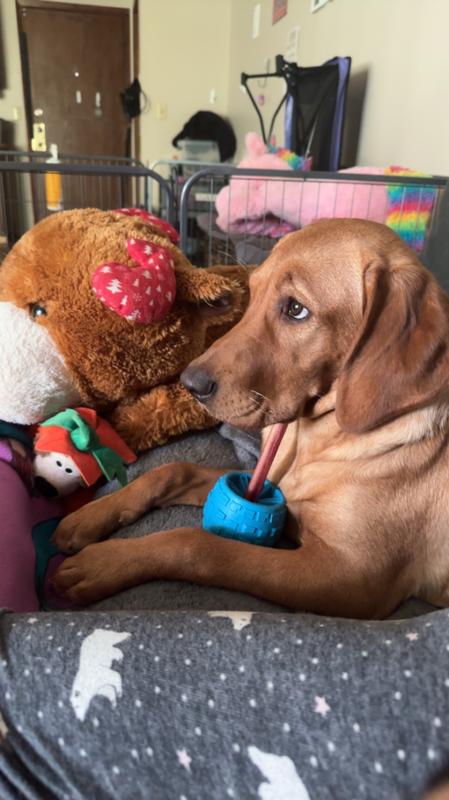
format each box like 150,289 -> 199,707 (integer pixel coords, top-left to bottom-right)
92,237 -> 176,324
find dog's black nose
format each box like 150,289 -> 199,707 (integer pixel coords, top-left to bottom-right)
181,365 -> 218,401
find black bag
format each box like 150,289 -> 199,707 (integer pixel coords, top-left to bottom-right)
120,78 -> 143,119
172,111 -> 237,162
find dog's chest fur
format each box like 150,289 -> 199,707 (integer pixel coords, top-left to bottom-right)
265,403 -> 449,599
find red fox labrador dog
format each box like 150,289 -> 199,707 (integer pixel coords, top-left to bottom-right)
53,218 -> 449,619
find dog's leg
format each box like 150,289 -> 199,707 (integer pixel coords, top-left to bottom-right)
53,462 -> 228,554
52,527 -> 394,618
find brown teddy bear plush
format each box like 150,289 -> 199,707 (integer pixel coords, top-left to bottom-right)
0,208 -> 248,450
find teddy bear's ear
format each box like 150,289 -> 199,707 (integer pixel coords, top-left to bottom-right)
175,262 -> 249,318
113,208 -> 179,245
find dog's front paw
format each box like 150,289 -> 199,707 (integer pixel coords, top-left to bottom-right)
52,540 -> 143,604
53,500 -> 112,553
53,485 -> 149,553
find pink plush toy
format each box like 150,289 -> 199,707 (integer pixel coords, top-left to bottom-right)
215,132 -> 388,238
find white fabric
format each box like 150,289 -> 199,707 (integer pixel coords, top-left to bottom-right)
0,302 -> 81,424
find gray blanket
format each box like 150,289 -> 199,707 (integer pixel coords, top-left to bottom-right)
0,607 -> 448,799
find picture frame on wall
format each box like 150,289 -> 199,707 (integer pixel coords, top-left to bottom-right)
273,0 -> 288,24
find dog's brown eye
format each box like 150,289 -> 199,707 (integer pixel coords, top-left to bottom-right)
284,298 -> 309,321
30,303 -> 47,319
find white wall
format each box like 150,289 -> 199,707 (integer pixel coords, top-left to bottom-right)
228,0 -> 449,174
2,0 -> 449,174
138,0 -> 232,164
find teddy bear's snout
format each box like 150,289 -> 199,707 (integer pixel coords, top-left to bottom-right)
0,301 -> 81,424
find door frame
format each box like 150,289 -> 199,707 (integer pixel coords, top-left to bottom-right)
132,0 -> 140,160
17,0 -> 129,17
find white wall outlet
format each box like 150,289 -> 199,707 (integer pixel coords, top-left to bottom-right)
252,3 -> 261,39
285,26 -> 300,62
209,88 -> 217,104
156,103 -> 167,120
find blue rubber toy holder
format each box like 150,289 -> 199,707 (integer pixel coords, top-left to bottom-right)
203,472 -> 287,547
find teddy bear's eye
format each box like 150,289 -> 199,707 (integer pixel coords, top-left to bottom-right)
30,303 -> 47,319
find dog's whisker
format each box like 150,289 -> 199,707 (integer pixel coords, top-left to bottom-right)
231,401 -> 261,420
248,396 -> 264,410
214,247 -> 253,272
249,391 -> 264,408
250,389 -> 271,405
251,398 -> 264,410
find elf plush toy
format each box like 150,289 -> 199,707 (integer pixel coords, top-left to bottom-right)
34,407 -> 136,498
0,208 -> 248,451
0,408 -> 135,612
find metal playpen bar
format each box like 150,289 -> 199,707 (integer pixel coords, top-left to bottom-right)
0,154 -> 174,251
0,151 -> 145,166
179,165 -> 449,279
1,156 -> 448,292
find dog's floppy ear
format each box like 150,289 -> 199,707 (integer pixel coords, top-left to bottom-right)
336,259 -> 449,433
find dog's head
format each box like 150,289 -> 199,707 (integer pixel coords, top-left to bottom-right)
182,218 -> 449,432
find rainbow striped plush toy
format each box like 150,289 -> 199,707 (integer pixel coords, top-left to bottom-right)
384,167 -> 437,253
267,143 -> 312,171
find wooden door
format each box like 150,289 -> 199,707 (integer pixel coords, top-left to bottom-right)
18,0 -> 130,158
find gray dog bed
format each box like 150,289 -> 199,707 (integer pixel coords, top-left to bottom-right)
91,427 -> 283,613
91,427 -> 433,619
